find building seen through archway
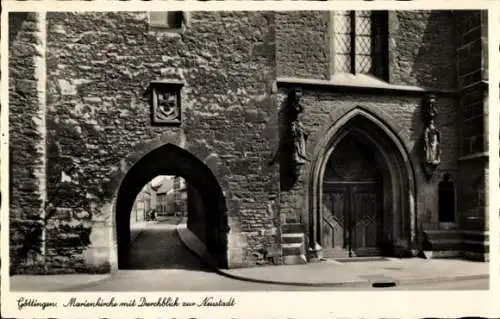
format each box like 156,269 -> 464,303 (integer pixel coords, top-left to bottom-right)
130,175 -> 187,225
125,175 -> 203,270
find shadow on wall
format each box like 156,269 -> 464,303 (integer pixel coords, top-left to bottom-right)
405,11 -> 457,90
404,11 -> 458,175
413,10 -> 458,161
8,12 -> 29,48
271,92 -> 304,191
405,11 -> 461,254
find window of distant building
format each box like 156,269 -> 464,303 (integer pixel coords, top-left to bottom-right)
149,12 -> 187,31
330,10 -> 388,79
438,173 -> 455,223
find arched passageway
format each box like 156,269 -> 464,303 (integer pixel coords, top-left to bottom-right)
309,108 -> 417,258
116,144 -> 229,269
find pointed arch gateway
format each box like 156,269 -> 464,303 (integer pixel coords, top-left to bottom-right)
115,143 -> 229,269
308,107 -> 417,258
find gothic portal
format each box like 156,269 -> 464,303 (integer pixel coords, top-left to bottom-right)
309,109 -> 417,259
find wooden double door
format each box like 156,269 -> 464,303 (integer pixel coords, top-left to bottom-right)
322,182 -> 382,257
321,135 -> 383,258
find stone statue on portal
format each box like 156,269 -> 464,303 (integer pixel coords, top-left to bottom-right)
291,119 -> 308,165
289,88 -> 308,165
424,118 -> 441,165
268,87 -> 309,169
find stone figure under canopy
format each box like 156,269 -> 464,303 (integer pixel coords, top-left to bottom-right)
268,87 -> 309,168
289,88 -> 308,165
422,94 -> 441,169
424,118 -> 441,165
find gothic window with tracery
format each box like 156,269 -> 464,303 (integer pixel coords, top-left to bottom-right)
331,10 -> 388,79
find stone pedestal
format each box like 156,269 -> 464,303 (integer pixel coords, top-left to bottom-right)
307,242 -> 323,261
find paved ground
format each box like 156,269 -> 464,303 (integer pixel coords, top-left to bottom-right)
126,220 -> 208,271
381,278 -> 487,290
219,257 -> 489,287
12,270 -> 487,292
177,223 -> 489,288
10,220 -> 489,292
10,270 -> 488,292
69,270 -> 487,291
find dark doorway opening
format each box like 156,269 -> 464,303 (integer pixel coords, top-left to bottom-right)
438,173 -> 455,223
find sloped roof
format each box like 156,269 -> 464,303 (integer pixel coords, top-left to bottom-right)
156,177 -> 174,194
150,181 -> 162,192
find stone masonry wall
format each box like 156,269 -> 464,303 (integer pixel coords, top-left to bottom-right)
39,11 -> 279,272
456,11 -> 487,89
10,10 -> 488,273
276,11 -> 330,80
276,11 -> 457,89
455,11 -> 488,246
388,11 -> 456,89
9,12 -> 48,274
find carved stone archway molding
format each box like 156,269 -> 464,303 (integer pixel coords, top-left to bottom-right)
305,106 -> 419,258
107,132 -> 231,271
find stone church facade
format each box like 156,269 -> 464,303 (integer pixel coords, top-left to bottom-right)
8,10 -> 488,274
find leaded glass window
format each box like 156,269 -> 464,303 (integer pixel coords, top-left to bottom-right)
333,11 -> 352,73
332,10 -> 387,78
355,11 -> 373,74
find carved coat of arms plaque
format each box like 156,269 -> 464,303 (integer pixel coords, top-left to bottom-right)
147,80 -> 184,125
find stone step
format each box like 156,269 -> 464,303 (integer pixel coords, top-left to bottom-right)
426,240 -> 462,251
281,223 -> 304,234
282,243 -> 304,256
464,251 -> 489,262
282,254 -> 307,265
425,229 -> 461,235
335,256 -> 388,262
323,249 -> 350,259
463,231 -> 489,242
281,233 -> 304,244
425,229 -> 463,241
421,250 -> 461,259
